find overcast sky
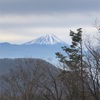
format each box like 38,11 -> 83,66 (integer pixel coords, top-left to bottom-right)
0,0 -> 100,44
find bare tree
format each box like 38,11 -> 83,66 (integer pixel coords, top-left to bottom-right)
84,41 -> 100,100
94,19 -> 100,33
0,58 -> 46,100
40,67 -> 65,100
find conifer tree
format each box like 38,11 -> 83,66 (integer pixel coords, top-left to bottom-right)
56,28 -> 85,100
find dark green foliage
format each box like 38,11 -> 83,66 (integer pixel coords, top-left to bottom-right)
56,28 -> 86,100
56,28 -> 83,70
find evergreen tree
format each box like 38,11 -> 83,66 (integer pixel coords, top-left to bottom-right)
56,28 -> 85,100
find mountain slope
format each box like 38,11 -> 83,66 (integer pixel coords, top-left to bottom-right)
23,33 -> 66,45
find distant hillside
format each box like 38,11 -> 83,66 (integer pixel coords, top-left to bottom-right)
0,58 -> 58,76
0,58 -> 67,100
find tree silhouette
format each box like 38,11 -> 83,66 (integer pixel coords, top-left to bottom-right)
56,28 -> 85,100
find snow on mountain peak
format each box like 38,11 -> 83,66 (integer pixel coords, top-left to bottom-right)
24,33 -> 65,45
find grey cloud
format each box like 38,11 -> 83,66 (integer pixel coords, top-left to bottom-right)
0,0 -> 100,15
0,19 -> 95,30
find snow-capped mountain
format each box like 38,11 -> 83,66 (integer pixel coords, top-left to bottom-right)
0,34 -> 68,64
23,34 -> 65,45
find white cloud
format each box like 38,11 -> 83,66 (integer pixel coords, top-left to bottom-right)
0,11 -> 99,44
0,12 -> 99,26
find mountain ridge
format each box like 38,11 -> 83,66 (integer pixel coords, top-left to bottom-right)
23,33 -> 66,45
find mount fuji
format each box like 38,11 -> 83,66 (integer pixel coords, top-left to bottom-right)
23,34 -> 65,45
0,34 -> 68,63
